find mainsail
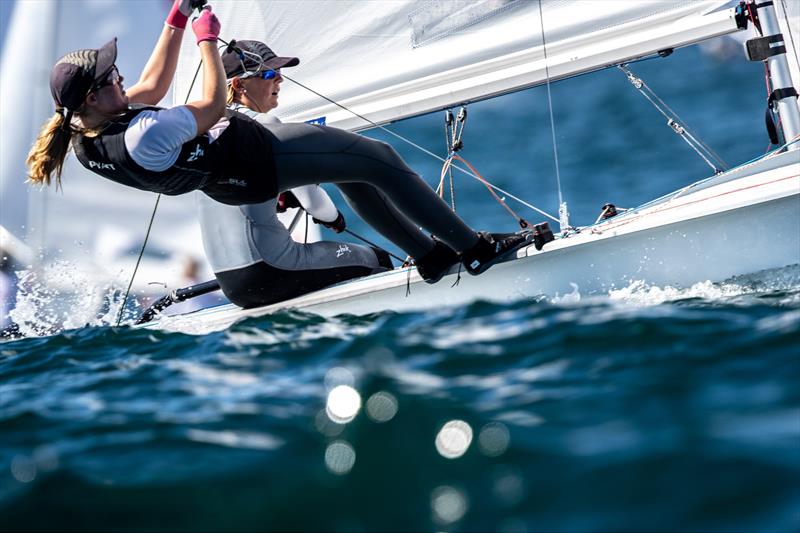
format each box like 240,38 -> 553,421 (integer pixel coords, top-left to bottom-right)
174,0 -> 740,130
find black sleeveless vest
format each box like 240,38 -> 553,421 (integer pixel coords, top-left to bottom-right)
72,106 -> 277,205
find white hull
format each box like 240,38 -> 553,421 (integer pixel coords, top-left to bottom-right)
148,151 -> 800,334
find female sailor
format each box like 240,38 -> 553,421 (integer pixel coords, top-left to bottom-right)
26,1 -> 530,287
198,40 -> 392,307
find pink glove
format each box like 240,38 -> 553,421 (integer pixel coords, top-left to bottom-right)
166,0 -> 192,30
192,6 -> 220,44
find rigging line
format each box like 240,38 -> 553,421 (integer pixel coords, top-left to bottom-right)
115,58 -> 204,327
644,87 -> 720,172
618,66 -> 724,173
281,73 -> 559,223
635,76 -> 729,170
537,0 -> 564,209
619,65 -> 727,169
115,195 -> 161,326
342,229 -> 405,263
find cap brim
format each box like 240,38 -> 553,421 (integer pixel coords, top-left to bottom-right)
94,38 -> 118,82
264,56 -> 300,70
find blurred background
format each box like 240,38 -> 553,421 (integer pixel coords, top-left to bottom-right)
1,0 -> 218,332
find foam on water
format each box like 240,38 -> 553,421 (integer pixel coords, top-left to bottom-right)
8,261 -> 131,337
604,265 -> 800,307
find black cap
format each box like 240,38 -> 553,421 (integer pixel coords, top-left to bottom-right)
50,38 -> 117,112
221,40 -> 299,79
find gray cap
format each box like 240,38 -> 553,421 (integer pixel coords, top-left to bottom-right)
221,40 -> 299,79
50,38 -> 117,111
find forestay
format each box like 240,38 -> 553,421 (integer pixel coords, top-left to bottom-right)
175,0 -> 739,130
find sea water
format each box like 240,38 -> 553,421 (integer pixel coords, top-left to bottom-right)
1,45 -> 799,531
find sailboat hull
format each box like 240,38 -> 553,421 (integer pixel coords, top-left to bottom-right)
148,153 -> 800,334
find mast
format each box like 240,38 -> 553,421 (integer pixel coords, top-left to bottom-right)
748,0 -> 800,149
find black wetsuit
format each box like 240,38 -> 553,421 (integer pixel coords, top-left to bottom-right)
73,106 -> 479,260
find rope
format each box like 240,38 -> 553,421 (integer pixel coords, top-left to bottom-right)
115,195 -> 161,326
443,154 -> 533,228
342,229 -> 405,263
281,73 -> 558,222
537,0 -> 565,209
114,58 -> 204,326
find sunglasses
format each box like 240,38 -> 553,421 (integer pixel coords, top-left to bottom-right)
242,68 -> 281,81
90,65 -> 120,93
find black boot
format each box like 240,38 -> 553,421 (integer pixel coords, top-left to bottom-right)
461,231 -> 532,275
415,238 -> 460,284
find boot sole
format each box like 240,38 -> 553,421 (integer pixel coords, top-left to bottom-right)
463,234 -> 532,276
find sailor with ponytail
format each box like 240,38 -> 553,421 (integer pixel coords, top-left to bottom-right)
27,0 -> 531,290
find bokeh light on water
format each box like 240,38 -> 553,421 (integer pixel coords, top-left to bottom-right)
435,420 -> 473,459
478,421 -> 510,457
320,369 -> 363,476
491,465 -> 526,507
315,409 -> 345,437
324,366 -> 355,389
430,485 -> 469,525
324,441 -> 356,475
10,455 -> 36,484
9,446 -> 60,485
365,391 -> 398,423
325,384 -> 361,424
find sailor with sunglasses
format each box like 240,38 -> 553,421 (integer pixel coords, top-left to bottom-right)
28,1 -> 533,305
196,40 -> 393,308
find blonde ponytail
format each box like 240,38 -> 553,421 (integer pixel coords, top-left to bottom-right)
226,84 -> 236,106
26,111 -> 74,188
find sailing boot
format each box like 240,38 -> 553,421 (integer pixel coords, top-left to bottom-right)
461,231 -> 532,275
415,238 -> 460,284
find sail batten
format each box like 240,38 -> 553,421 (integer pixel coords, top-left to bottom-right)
175,0 -> 740,130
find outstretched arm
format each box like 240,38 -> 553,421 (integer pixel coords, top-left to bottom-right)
184,7 -> 226,134
127,0 -> 195,106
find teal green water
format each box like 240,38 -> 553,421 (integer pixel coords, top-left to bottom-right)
2,46 -> 800,531
2,277 -> 799,531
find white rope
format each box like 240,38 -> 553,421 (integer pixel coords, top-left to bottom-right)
282,73 -> 559,223
537,0 -> 565,209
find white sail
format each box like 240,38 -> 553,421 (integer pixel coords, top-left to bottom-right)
175,0 -> 740,130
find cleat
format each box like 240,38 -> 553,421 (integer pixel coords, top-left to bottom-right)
461,231 -> 532,276
532,222 -> 554,250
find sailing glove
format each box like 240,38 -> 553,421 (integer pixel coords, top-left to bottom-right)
276,191 -> 302,213
166,0 -> 193,29
313,211 -> 346,233
192,6 -> 220,44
